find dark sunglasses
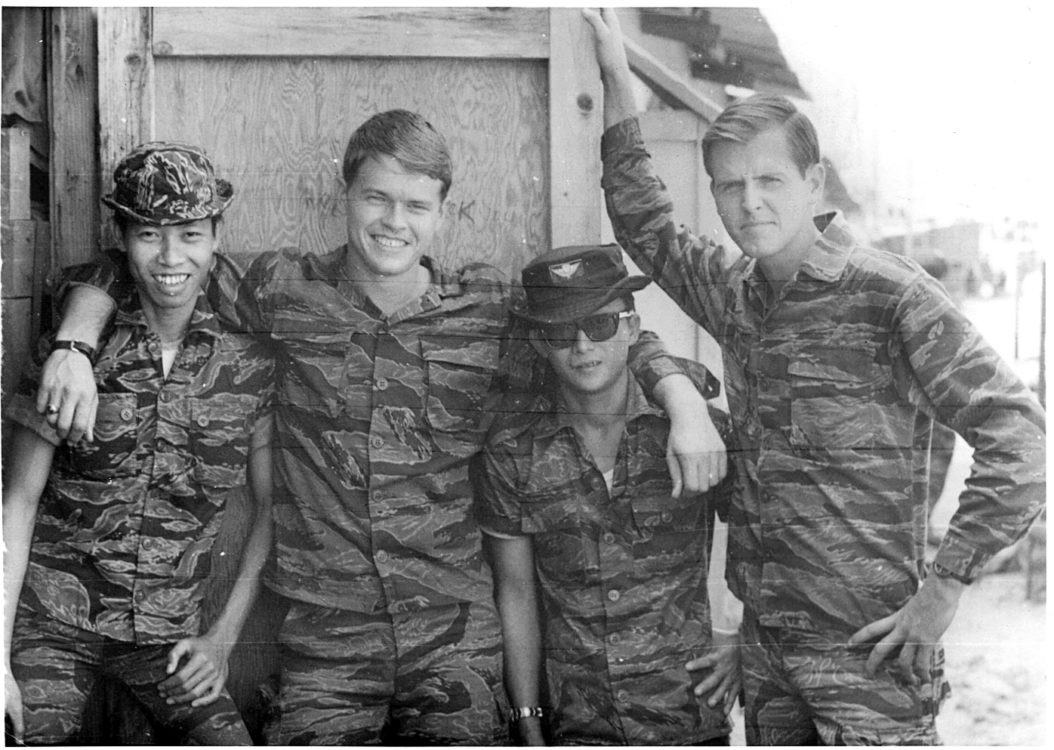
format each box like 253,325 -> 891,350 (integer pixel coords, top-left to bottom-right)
534,311 -> 635,350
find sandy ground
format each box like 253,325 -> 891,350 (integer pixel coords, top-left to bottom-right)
936,287 -> 1047,746
939,571 -> 1046,745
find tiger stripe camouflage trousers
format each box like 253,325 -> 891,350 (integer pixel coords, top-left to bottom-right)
739,609 -> 948,745
263,598 -> 510,745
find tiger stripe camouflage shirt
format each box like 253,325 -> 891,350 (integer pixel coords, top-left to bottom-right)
476,378 -> 731,744
178,246 -> 692,616
5,294 -> 274,645
602,117 -> 1046,636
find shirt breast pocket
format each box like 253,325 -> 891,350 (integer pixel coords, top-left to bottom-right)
787,344 -> 893,449
631,493 -> 708,571
188,396 -> 253,489
522,492 -> 599,584
421,337 -> 499,436
66,393 -> 138,478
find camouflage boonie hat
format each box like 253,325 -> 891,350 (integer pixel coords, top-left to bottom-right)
102,142 -> 233,225
514,243 -> 651,324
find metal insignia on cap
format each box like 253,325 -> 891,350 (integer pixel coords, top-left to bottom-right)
548,260 -> 583,282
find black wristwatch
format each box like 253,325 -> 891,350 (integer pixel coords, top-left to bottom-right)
930,561 -> 972,584
51,339 -> 98,363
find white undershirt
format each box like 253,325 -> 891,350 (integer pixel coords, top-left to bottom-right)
160,344 -> 179,377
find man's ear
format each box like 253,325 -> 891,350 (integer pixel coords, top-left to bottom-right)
110,219 -> 128,253
626,312 -> 641,344
213,217 -> 225,242
806,161 -> 826,204
441,197 -> 456,225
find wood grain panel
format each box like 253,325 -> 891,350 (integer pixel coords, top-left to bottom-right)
48,8 -> 99,266
152,7 -> 549,60
152,56 -> 549,276
2,297 -> 31,406
548,8 -> 602,248
97,8 -> 153,182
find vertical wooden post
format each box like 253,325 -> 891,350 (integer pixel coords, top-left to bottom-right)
49,7 -> 99,267
97,7 -> 153,200
2,128 -> 36,408
548,7 -> 602,249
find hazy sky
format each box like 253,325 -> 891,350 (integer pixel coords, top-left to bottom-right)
761,1 -> 1049,227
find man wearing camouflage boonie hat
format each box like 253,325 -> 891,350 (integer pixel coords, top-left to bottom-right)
3,142 -> 274,745
475,244 -> 741,745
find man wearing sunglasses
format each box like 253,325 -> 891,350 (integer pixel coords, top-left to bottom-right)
475,244 -> 741,745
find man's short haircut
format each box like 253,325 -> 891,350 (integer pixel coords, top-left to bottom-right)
342,109 -> 453,201
702,94 -> 820,178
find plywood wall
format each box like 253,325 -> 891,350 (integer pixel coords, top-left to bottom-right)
151,56 -> 550,274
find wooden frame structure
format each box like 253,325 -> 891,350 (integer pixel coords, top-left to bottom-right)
53,7 -> 605,272
41,8 -> 610,740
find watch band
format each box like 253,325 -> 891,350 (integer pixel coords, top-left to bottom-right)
51,339 -> 98,363
509,706 -> 545,722
930,561 -> 972,584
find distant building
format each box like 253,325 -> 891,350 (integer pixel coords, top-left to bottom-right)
875,222 -> 983,303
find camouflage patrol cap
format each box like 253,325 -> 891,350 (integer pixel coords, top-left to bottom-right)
102,142 -> 233,226
515,243 -> 651,324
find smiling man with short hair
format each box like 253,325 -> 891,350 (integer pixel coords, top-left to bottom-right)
3,143 -> 274,746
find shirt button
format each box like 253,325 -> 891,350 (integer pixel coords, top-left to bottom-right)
159,391 -> 171,403
661,510 -> 673,523
375,550 -> 389,564
607,589 -> 621,602
196,415 -> 209,427
120,408 -> 134,421
616,690 -> 629,703
371,436 -> 383,449
376,377 -> 389,390
608,633 -> 621,645
602,532 -> 615,545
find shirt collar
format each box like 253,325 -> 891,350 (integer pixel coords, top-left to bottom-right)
114,292 -> 224,340
744,210 -> 856,289
325,245 -> 465,308
534,372 -> 666,439
797,211 -> 856,282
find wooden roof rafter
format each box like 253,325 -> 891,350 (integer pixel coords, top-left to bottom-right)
622,35 -> 723,124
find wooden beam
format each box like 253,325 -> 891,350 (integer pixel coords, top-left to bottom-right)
97,7 -> 153,194
3,127 -> 31,221
547,7 -> 601,249
32,221 -> 50,342
48,7 -> 98,266
152,7 -> 549,59
624,35 -> 724,124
